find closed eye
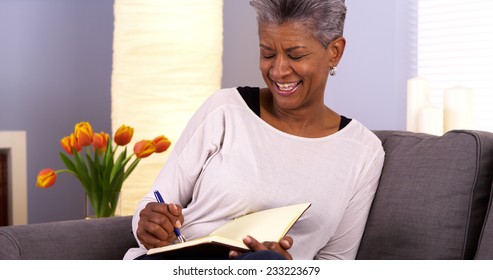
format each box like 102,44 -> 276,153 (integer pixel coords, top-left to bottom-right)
288,55 -> 303,60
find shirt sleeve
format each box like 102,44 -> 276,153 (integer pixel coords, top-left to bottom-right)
130,90 -> 228,248
315,147 -> 384,260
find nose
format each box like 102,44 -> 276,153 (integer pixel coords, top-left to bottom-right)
269,55 -> 291,79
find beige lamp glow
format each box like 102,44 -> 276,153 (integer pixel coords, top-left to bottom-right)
111,0 -> 223,215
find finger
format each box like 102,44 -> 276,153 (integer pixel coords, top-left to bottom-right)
141,205 -> 176,237
263,241 -> 278,250
229,250 -> 240,259
243,235 -> 268,251
150,202 -> 183,230
136,226 -> 171,249
262,241 -> 293,260
137,204 -> 176,247
167,203 -> 184,228
279,236 -> 293,250
136,221 -> 168,249
168,203 -> 182,216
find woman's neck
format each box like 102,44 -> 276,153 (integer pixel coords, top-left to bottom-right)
259,88 -> 341,138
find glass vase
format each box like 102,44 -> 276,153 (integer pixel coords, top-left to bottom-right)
85,191 -> 121,219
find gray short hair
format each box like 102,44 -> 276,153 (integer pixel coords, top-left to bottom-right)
249,0 -> 347,48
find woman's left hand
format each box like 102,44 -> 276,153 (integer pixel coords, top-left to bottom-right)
229,235 -> 294,260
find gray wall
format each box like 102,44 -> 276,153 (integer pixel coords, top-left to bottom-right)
1,0 -> 414,224
328,0 -> 417,130
0,0 -> 114,223
222,0 -> 417,130
222,0 -> 264,89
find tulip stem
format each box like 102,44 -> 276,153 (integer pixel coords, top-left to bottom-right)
55,169 -> 78,177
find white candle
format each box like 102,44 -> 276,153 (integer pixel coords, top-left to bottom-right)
407,77 -> 430,132
418,105 -> 444,136
443,86 -> 474,132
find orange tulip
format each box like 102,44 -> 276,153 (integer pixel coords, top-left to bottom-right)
93,132 -> 109,153
60,134 -> 82,155
153,135 -> 171,153
74,122 -> 93,147
36,168 -> 57,188
134,140 -> 155,158
60,136 -> 73,154
114,125 -> 134,146
70,133 -> 82,153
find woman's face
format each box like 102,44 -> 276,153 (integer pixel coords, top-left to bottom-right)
258,21 -> 342,111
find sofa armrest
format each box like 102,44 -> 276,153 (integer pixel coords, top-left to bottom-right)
0,216 -> 137,260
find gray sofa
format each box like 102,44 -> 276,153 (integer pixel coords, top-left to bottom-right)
1,130 -> 492,260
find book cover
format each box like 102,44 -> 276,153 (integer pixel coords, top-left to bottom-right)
147,202 -> 311,257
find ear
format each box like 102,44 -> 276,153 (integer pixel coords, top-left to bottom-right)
327,36 -> 346,67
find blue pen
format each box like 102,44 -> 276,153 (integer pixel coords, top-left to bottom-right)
153,190 -> 186,243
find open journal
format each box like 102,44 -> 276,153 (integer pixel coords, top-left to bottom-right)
147,202 -> 311,257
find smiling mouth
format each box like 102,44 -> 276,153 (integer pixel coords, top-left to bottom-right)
274,81 -> 301,96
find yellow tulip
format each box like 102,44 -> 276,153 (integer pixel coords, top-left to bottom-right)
70,133 -> 82,153
74,122 -> 93,147
60,136 -> 73,154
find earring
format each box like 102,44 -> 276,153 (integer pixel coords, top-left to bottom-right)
329,66 -> 337,76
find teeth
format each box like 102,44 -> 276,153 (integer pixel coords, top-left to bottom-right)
276,82 -> 298,91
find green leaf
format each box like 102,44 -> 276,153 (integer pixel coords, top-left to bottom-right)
72,149 -> 92,193
59,152 -> 77,173
93,151 -> 107,188
124,158 -> 141,181
110,168 -> 125,193
102,140 -> 113,167
102,145 -> 114,187
85,153 -> 101,193
110,147 -> 127,183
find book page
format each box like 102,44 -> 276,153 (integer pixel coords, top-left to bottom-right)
211,203 -> 311,243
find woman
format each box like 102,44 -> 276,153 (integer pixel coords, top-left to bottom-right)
125,0 -> 384,260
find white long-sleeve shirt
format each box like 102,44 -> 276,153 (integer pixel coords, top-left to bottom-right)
124,87 -> 384,260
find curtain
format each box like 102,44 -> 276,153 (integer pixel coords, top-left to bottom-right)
418,0 -> 493,132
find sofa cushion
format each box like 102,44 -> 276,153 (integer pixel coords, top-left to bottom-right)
475,182 -> 493,259
357,130 -> 493,259
0,216 -> 137,260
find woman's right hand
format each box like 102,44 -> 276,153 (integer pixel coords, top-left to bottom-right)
136,201 -> 184,250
